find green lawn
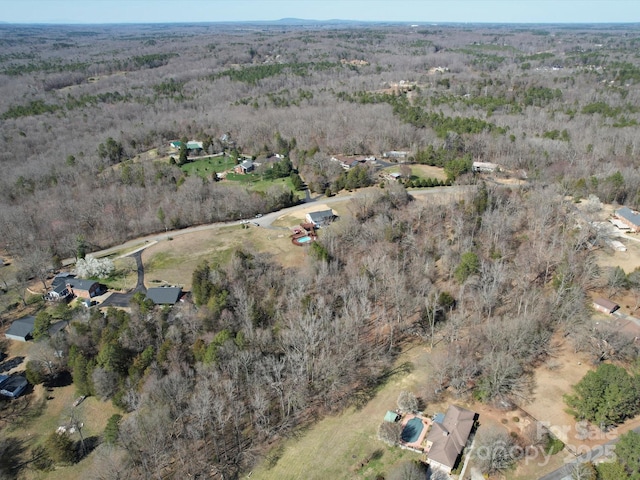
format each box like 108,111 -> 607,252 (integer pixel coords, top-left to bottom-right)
225,174 -> 305,199
180,155 -> 235,178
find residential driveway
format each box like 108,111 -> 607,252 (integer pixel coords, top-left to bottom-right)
98,250 -> 146,308
99,291 -> 134,308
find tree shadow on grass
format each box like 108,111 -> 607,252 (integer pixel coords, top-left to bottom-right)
0,436 -> 28,480
351,361 -> 414,410
44,370 -> 72,388
75,435 -> 100,462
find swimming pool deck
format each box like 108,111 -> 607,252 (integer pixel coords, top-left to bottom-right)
400,414 -> 432,451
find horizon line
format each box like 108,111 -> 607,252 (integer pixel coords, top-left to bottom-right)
2,19 -> 640,26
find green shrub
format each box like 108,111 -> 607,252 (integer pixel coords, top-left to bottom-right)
545,436 -> 565,455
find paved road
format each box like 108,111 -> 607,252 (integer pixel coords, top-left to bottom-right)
612,309 -> 640,328
539,424 -> 640,480
81,185 -> 474,260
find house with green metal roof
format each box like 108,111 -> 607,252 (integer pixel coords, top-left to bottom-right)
170,140 -> 203,151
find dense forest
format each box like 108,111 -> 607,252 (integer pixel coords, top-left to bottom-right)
1,21 -> 640,479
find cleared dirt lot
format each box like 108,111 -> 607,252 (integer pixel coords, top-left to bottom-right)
525,339 -> 594,446
595,236 -> 640,272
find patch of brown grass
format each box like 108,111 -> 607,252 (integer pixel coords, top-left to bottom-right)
141,224 -> 309,288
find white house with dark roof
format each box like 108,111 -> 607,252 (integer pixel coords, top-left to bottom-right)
426,405 -> 477,473
45,282 -> 72,302
305,209 -> 335,228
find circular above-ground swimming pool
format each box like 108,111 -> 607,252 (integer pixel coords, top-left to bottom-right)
401,417 -> 424,443
297,236 -> 312,243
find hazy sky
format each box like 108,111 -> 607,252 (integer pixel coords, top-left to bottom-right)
1,0 -> 639,24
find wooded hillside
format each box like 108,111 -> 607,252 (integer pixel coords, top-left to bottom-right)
1,22 -> 640,479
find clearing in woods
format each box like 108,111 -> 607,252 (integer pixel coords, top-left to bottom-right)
251,331 -> 640,480
251,344 -> 459,480
141,224 -> 309,288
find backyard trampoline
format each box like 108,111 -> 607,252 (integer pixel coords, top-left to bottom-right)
401,417 -> 424,443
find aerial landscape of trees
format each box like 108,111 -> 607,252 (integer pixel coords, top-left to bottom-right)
1,19 -> 640,480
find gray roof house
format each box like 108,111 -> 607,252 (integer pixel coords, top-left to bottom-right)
305,209 -> 335,227
615,207 -> 640,232
5,316 -> 36,342
45,282 -> 72,302
235,159 -> 254,174
51,272 -> 75,289
67,278 -> 102,299
426,405 -> 477,473
0,375 -> 29,398
146,287 -> 183,305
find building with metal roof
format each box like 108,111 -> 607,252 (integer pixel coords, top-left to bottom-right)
5,316 -> 35,342
146,287 -> 182,305
305,209 -> 335,228
615,207 -> 640,232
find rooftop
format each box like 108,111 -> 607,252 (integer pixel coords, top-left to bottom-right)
67,278 -> 98,291
593,297 -> 619,312
146,286 -> 182,305
616,206 -> 640,227
427,405 -> 476,470
307,209 -> 334,224
0,375 -> 28,398
5,316 -> 35,340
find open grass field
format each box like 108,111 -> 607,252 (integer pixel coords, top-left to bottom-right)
180,155 -> 234,178
141,224 -> 309,288
224,174 -> 305,199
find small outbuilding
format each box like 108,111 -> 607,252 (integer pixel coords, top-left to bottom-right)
593,298 -> 619,315
5,316 -> 35,342
472,161 -> 499,173
384,411 -> 401,423
306,209 -> 335,228
0,375 -> 29,398
146,287 -> 183,305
